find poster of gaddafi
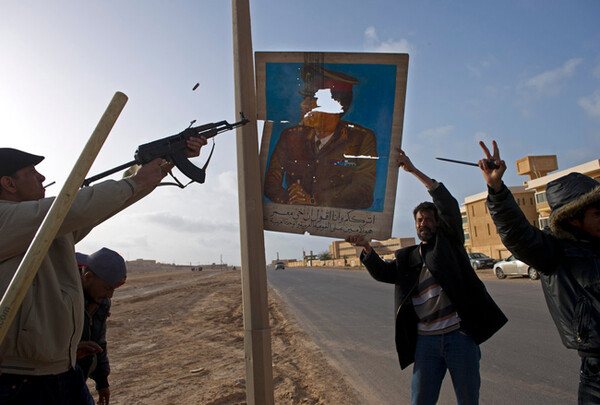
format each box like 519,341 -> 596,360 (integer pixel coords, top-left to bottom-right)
256,52 -> 408,240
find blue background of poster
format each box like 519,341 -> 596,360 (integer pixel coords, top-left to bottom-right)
263,62 -> 397,212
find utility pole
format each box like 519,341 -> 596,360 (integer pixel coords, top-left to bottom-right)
232,1 -> 274,403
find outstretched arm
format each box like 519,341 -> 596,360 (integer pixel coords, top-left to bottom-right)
478,140 -> 560,274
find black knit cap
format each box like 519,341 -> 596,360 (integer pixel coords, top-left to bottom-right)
0,148 -> 45,177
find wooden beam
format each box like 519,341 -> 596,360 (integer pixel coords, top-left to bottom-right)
231,1 -> 274,404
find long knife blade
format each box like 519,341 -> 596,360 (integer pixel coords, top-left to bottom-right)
436,157 -> 479,167
436,157 -> 499,169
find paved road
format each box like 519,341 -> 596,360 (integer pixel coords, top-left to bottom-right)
267,267 -> 580,405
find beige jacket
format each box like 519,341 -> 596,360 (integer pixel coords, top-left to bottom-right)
0,179 -> 146,375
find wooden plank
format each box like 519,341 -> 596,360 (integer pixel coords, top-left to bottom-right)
231,1 -> 274,404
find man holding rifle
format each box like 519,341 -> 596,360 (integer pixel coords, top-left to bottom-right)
0,138 -> 205,404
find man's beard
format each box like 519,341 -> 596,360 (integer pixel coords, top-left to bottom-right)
417,227 -> 435,242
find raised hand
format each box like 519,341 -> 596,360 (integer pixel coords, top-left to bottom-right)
396,147 -> 416,173
478,140 -> 506,192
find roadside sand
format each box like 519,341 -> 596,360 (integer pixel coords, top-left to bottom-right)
94,269 -> 361,405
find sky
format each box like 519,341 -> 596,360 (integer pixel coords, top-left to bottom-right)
1,1 -> 599,266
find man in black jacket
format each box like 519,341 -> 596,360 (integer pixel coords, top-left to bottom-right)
479,140 -> 600,404
76,248 -> 128,405
346,148 -> 507,405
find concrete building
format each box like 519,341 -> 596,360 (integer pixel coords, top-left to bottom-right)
329,237 -> 416,267
523,158 -> 600,229
463,186 -> 538,260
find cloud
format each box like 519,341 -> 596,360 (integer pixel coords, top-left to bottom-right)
516,58 -> 583,117
364,26 -> 414,54
474,131 -> 491,143
519,58 -> 583,97
562,144 -> 600,166
578,90 -> 600,117
364,26 -> 377,42
139,171 -> 241,236
593,63 -> 600,79
214,170 -> 239,197
143,211 -> 239,234
419,125 -> 454,141
466,59 -> 492,78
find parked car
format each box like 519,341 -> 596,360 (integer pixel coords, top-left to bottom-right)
467,252 -> 496,270
275,262 -> 285,270
493,255 -> 540,280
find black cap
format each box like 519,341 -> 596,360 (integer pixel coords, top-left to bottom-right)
76,248 -> 127,288
0,148 -> 45,177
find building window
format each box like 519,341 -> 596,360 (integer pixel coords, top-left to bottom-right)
464,232 -> 470,240
462,216 -> 468,225
487,224 -> 491,235
472,206 -> 475,216
474,226 -> 478,237
530,197 -> 534,205
539,216 -> 550,229
536,191 -> 547,204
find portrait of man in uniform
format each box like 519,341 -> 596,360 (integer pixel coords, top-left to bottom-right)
263,63 -> 378,210
256,52 -> 408,240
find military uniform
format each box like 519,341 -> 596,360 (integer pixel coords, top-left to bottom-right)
264,120 -> 377,209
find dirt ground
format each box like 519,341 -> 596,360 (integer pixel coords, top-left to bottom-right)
93,269 -> 361,405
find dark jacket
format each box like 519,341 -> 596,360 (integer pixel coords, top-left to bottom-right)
362,183 -> 508,369
487,174 -> 600,355
77,295 -> 111,390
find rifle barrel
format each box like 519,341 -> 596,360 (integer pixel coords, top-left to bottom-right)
82,159 -> 138,187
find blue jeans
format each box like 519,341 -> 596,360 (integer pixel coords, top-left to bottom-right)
411,329 -> 481,405
579,356 -> 600,405
0,367 -> 94,405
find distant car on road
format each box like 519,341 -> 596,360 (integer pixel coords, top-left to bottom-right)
468,252 -> 496,270
275,262 -> 285,270
493,255 -> 540,280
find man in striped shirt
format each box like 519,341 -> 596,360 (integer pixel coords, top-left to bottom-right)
347,148 -> 507,405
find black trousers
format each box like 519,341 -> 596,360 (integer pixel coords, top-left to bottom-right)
0,367 -> 93,405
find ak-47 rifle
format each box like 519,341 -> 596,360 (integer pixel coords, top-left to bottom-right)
82,114 -> 249,187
